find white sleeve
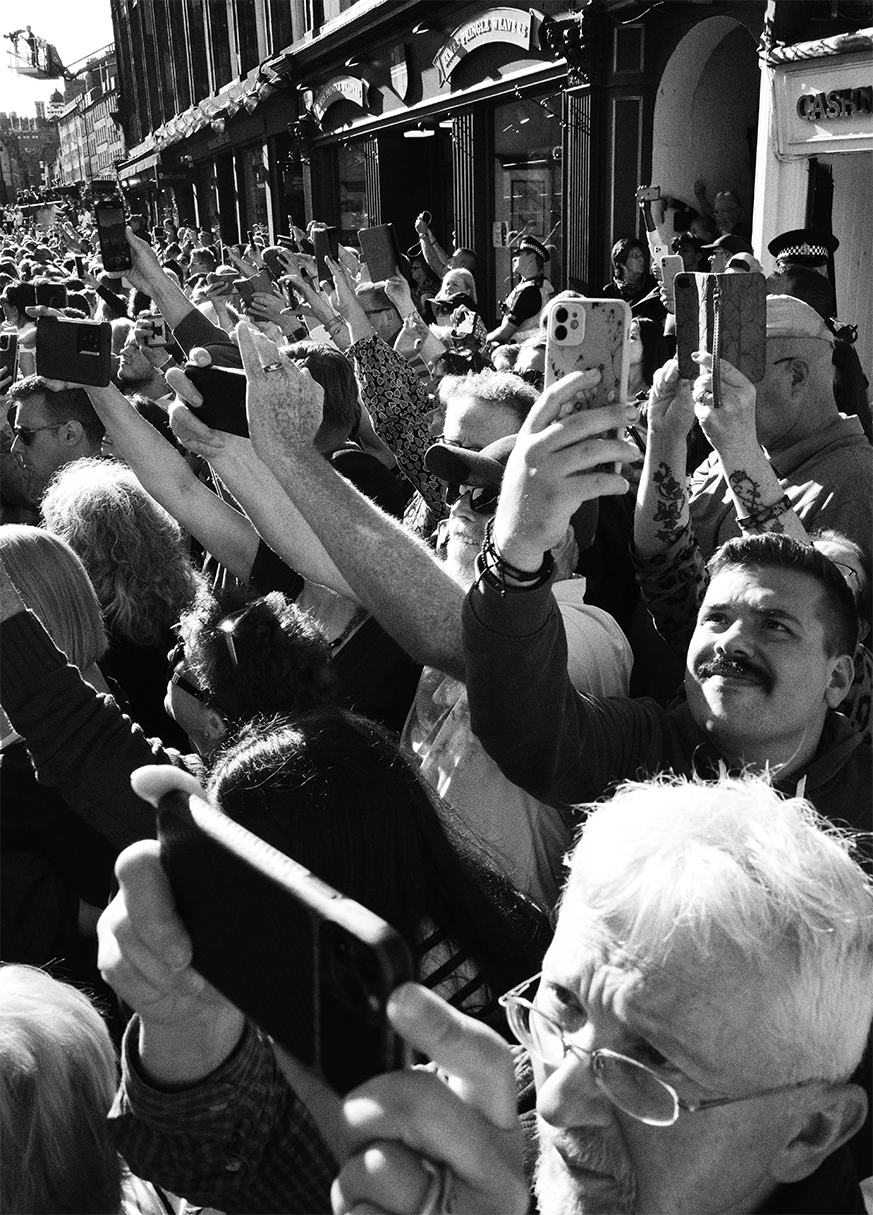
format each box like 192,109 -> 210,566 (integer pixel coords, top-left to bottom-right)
553,578 -> 633,698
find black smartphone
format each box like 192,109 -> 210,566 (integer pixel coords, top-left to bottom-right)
0,331 -> 18,379
94,200 -> 132,272
35,317 -> 111,387
157,788 -> 414,1093
358,224 -> 402,282
74,256 -> 86,278
35,282 -> 68,310
185,363 -> 249,436
312,227 -> 339,285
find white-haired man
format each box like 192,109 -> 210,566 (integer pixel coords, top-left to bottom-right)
99,771 -> 872,1214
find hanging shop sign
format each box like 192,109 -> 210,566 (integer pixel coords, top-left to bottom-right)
312,76 -> 369,123
434,8 -> 545,85
774,55 -> 873,156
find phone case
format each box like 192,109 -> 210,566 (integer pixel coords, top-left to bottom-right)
658,254 -> 684,307
158,789 -> 413,1093
35,317 -> 111,387
234,271 -> 273,300
94,203 -> 132,272
675,272 -> 767,383
312,227 -> 339,283
0,332 -> 17,378
543,297 -> 631,408
185,365 -> 249,437
358,224 -> 402,282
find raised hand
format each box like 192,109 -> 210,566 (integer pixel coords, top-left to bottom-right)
645,357 -> 696,441
332,983 -> 526,1215
493,371 -> 640,571
691,350 -> 758,457
236,321 -> 324,453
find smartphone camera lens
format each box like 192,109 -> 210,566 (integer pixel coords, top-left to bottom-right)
555,324 -> 567,341
78,327 -> 102,354
555,307 -> 568,323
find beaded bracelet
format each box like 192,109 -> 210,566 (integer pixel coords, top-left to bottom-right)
736,494 -> 791,531
324,315 -> 344,335
476,517 -> 554,595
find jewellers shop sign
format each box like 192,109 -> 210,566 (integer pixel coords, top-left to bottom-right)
434,8 -> 544,84
775,56 -> 873,156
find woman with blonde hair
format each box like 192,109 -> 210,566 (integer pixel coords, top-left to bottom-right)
42,458 -> 202,745
0,964 -> 169,1214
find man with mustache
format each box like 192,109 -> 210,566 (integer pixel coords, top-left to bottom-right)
459,370 -> 869,832
158,772 -> 863,1214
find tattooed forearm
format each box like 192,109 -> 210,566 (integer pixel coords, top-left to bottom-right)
652,462 -> 687,546
728,470 -> 764,513
728,470 -> 788,532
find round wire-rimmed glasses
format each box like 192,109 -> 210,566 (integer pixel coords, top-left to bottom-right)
499,974 -> 823,1127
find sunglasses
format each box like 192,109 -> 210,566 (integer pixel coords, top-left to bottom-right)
12,421 -> 71,445
167,641 -> 212,704
442,482 -> 500,515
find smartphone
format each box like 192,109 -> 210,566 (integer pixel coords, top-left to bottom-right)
657,254 -> 684,309
358,224 -> 402,282
675,272 -> 767,384
74,256 -> 86,278
233,271 -> 274,302
35,282 -> 68,310
312,227 -> 339,285
185,363 -> 249,437
35,317 -> 112,387
543,297 -> 631,473
157,787 -> 413,1093
144,316 -> 169,348
636,185 -> 661,201
0,331 -> 18,380
94,200 -> 132,272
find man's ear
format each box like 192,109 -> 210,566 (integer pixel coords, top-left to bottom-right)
59,418 -> 84,447
788,358 -> 809,395
770,1082 -> 867,1184
824,653 -> 855,708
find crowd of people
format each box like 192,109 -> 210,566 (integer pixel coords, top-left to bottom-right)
0,174 -> 871,1215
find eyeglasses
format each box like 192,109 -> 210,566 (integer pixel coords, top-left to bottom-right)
167,641 -> 212,705
12,421 -> 71,445
216,604 -> 254,667
500,975 -> 822,1128
442,482 -> 500,515
831,560 -> 861,590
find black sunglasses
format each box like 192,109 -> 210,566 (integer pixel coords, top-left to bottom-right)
12,421 -> 71,445
442,482 -> 500,514
167,640 -> 212,704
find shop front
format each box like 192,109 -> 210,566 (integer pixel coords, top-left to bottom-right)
754,31 -> 873,376
290,4 -> 578,322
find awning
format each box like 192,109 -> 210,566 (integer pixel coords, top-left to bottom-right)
116,150 -> 161,181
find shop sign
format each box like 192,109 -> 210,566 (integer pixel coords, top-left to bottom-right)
157,167 -> 192,186
434,8 -> 544,85
312,76 -> 369,123
774,56 -> 873,156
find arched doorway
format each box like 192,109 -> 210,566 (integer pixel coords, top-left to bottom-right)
651,16 -> 760,229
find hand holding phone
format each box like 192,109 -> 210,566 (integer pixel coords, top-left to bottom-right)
154,772 -> 413,1092
94,199 -> 133,272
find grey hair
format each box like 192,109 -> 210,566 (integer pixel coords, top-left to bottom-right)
563,773 -> 873,1083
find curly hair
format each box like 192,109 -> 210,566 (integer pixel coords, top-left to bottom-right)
180,585 -> 337,728
41,458 -> 201,646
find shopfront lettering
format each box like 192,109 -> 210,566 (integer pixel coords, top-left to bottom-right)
435,8 -> 543,83
796,85 -> 873,121
312,76 -> 368,123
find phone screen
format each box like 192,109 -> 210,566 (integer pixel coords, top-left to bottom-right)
96,205 -> 132,271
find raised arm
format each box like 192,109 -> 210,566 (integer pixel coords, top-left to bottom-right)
691,352 -> 809,540
81,381 -> 260,584
236,323 -> 466,678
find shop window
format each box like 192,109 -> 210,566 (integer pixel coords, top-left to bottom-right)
303,0 -> 324,33
492,95 -> 563,310
337,143 -> 367,245
207,0 -> 233,89
234,0 -> 261,75
186,0 -> 211,101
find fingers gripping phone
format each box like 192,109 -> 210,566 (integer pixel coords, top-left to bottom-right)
157,788 -> 413,1093
184,363 -> 249,437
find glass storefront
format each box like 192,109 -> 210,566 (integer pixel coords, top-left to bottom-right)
492,94 -> 563,313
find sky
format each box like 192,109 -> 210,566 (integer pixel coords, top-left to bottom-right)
0,0 -> 115,115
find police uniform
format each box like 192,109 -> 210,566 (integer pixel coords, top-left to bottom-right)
500,236 -> 554,339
